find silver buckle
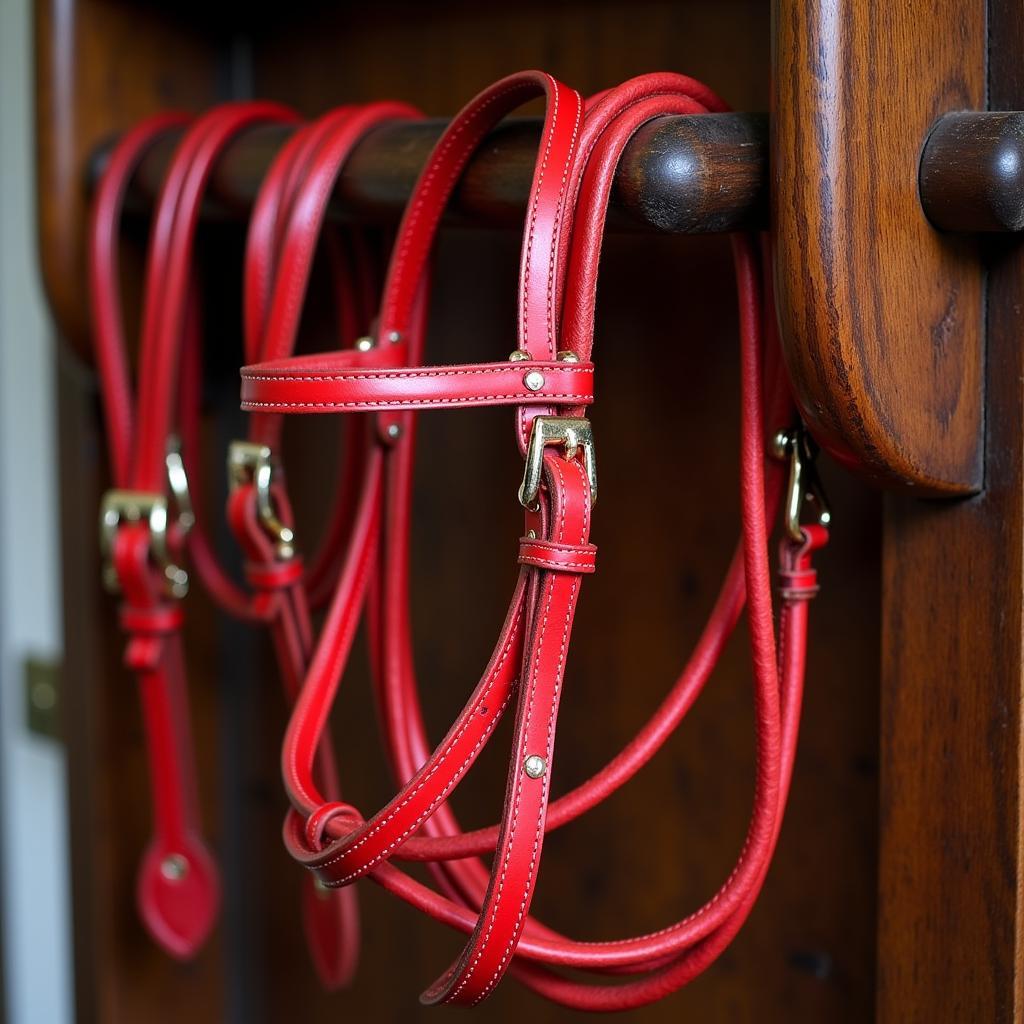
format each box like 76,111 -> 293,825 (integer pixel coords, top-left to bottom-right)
518,416 -> 597,510
227,441 -> 295,560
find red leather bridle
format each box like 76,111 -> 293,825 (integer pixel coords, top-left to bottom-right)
241,70 -> 830,1009
90,68 -> 830,1011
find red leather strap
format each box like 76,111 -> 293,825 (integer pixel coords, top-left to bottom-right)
240,357 -> 594,412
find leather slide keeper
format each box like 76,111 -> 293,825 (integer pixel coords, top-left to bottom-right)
518,537 -> 597,573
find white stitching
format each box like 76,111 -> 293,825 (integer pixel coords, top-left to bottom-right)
311,598 -> 525,881
470,457 -> 584,1002
241,366 -> 593,381
241,392 -> 587,410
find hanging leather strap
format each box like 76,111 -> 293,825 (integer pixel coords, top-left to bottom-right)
249,70 -> 829,1010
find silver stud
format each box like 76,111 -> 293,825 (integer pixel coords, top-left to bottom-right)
355,336 -> 374,352
386,330 -> 402,345
527,529 -> 537,539
523,370 -> 546,392
386,423 -> 402,440
523,754 -> 546,779
508,350 -> 531,362
557,350 -> 580,363
160,854 -> 189,881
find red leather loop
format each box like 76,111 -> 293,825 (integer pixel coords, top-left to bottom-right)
304,802 -> 365,852
518,537 -> 597,573
118,605 -> 185,635
244,558 -> 305,590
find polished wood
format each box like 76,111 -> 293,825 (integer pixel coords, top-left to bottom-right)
876,3 -> 1024,1020
921,112 -> 1024,232
772,0 -> 986,496
97,113 -> 769,235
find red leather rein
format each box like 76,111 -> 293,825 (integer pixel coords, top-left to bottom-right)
90,69 -> 830,1010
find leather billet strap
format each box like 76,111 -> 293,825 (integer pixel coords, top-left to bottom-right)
255,69 -> 830,1011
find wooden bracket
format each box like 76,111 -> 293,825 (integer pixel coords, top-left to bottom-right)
772,0 -> 986,495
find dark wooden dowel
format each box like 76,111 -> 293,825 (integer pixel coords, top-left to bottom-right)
920,111 -> 1024,232
92,113 -> 769,234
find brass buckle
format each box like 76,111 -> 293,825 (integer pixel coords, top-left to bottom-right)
771,425 -> 832,542
99,491 -> 189,598
518,416 -> 597,510
99,440 -> 194,597
226,441 -> 295,559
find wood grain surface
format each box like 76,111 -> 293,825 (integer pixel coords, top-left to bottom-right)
94,113 -> 769,236
772,0 -> 986,495
877,2 -> 1024,1020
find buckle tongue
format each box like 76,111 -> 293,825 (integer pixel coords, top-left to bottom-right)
518,416 -> 597,510
227,441 -> 295,559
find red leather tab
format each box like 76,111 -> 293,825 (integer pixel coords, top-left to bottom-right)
240,358 -> 594,414
518,537 -> 597,574
777,525 -> 829,601
119,604 -> 185,634
244,558 -> 305,590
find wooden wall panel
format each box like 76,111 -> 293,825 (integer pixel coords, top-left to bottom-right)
877,1 -> 1024,1020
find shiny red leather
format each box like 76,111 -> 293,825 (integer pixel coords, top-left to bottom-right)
241,69 -> 830,1010
89,99 -> 417,985
91,68 -> 828,1011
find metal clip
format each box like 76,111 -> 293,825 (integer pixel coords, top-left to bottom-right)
771,425 -> 832,542
227,441 -> 295,559
164,436 -> 195,535
99,491 -> 189,598
518,416 -> 597,510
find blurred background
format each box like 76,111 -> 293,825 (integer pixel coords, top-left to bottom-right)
0,0 -> 72,1021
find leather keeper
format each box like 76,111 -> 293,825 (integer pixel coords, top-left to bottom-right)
778,568 -> 819,601
119,604 -> 184,635
518,538 -> 597,574
245,558 -> 304,590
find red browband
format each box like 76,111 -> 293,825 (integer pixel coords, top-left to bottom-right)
89,68 -> 830,1010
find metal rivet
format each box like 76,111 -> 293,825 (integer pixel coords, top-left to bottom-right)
386,423 -> 402,440
160,854 -> 189,881
557,350 -> 580,363
508,350 -> 531,362
523,370 -> 546,392
387,330 -> 402,344
523,754 -> 546,779
355,336 -> 374,352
